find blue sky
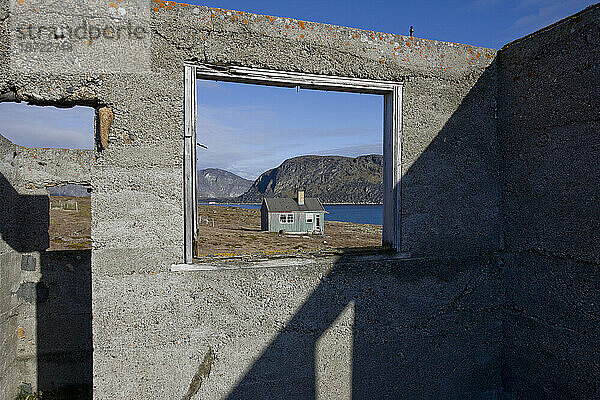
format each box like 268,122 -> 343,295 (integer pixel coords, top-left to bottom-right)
0,104 -> 94,149
196,82 -> 382,179
0,0 -> 594,178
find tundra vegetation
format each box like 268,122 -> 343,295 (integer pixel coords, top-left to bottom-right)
194,205 -> 382,260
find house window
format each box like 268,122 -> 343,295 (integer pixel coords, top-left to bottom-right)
306,213 -> 313,223
280,213 -> 294,224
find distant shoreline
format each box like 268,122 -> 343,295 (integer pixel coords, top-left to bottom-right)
199,202 -> 383,206
323,203 -> 383,206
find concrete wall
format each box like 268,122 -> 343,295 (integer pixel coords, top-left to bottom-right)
1,1 -> 597,399
93,6 -> 502,399
94,255 -> 502,399
497,4 -> 600,398
0,134 -> 23,400
1,1 -> 501,398
0,131 -> 93,397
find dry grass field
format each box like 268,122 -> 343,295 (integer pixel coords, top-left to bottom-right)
46,200 -> 384,258
48,196 -> 91,251
195,205 -> 383,261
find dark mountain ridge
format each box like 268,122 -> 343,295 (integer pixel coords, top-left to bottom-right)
237,154 -> 383,204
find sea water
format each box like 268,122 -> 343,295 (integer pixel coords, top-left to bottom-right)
201,203 -> 383,225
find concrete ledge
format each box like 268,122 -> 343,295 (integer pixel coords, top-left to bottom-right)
171,252 -> 413,272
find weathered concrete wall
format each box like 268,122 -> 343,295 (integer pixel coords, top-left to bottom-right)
0,1 -> 505,398
1,0 -> 598,397
0,133 -> 22,400
0,240 -> 21,400
24,0 -> 600,397
94,256 -> 502,399
497,4 -> 600,398
35,250 -> 92,393
94,6 -> 502,399
0,131 -> 93,397
402,67 -> 500,256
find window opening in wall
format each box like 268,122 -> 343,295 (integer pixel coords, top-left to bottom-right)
187,65 -> 402,263
46,184 -> 92,251
0,103 -> 94,251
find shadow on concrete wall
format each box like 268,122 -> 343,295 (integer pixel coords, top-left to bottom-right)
0,173 -> 92,396
225,255 -> 501,399
223,65 -> 503,398
37,250 -> 92,395
0,172 -> 49,253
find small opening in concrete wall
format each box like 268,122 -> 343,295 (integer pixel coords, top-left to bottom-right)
46,184 -> 92,251
194,79 -> 386,261
0,102 -> 95,149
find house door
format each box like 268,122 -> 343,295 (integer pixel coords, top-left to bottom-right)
316,214 -> 321,230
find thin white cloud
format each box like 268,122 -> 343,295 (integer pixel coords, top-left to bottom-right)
0,103 -> 94,149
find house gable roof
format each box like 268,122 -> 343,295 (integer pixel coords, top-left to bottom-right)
262,197 -> 324,212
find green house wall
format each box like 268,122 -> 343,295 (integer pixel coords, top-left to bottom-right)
266,211 -> 325,234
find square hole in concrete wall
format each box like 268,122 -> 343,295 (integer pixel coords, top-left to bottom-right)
46,185 -> 91,251
193,79 -> 386,261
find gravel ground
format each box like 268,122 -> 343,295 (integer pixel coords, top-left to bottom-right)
195,205 -> 383,260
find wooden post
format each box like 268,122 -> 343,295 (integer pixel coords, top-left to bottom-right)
383,85 -> 403,251
184,64 -> 197,263
192,69 -> 198,239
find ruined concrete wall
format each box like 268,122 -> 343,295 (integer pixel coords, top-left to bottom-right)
0,0 -> 95,396
3,0 -> 599,397
0,241 -> 21,400
402,66 -> 500,256
0,131 -> 93,397
0,134 -> 22,400
18,146 -> 91,189
0,1 -> 504,398
94,256 -> 502,399
497,4 -> 600,398
90,5 -> 502,399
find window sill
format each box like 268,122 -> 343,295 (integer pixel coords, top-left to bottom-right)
171,251 -> 412,272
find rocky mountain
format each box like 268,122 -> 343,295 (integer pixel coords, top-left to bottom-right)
237,155 -> 383,204
197,168 -> 253,199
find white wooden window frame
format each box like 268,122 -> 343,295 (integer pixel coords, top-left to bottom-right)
184,63 -> 403,263
279,213 -> 294,224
